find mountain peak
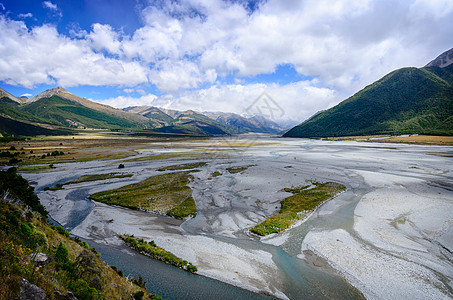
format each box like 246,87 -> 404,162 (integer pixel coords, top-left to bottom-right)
28,87 -> 72,103
0,87 -> 26,104
425,47 -> 453,68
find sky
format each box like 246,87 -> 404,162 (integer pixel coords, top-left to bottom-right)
1,0 -> 453,126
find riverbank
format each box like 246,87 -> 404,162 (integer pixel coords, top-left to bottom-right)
19,136 -> 453,299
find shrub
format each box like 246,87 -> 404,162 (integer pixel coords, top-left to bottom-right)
134,291 -> 145,300
56,225 -> 70,237
55,242 -> 69,264
118,164 -> 125,169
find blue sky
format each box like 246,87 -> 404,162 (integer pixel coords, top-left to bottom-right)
1,0 -> 453,124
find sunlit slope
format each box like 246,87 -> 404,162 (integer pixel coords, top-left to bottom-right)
284,64 -> 453,137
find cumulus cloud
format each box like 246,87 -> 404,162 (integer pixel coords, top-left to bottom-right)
42,1 -> 58,11
18,13 -> 33,19
102,80 -> 339,125
0,16 -> 148,88
1,0 -> 453,122
99,94 -> 159,108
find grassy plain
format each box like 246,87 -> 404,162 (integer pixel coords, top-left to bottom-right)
251,182 -> 346,236
89,171 -> 197,219
323,135 -> 453,146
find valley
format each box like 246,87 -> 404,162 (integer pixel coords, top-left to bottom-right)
10,134 -> 453,299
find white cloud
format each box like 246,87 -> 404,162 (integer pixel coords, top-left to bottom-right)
102,80 -> 339,125
99,94 -> 159,108
20,93 -> 32,97
149,60 -> 217,92
0,3 -> 5,11
1,0 -> 453,123
88,23 -> 121,54
18,13 -> 33,19
0,16 -> 148,88
42,1 -> 58,11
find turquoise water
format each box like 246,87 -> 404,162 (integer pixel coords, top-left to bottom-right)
88,240 -> 274,300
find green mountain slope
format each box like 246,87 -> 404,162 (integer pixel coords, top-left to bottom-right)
22,96 -> 142,130
153,120 -> 228,135
0,168 -> 152,299
284,64 -> 453,137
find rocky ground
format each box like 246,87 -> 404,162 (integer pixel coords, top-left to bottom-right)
23,137 -> 453,299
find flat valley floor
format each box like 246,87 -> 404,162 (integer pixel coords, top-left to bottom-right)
22,136 -> 453,299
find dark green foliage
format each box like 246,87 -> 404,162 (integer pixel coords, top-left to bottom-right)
284,65 -> 453,137
131,275 -> 146,288
118,164 -> 125,169
55,242 -> 69,264
134,290 -> 145,300
120,235 -> 197,273
0,168 -> 48,216
56,225 -> 70,237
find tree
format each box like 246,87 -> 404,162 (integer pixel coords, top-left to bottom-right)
55,242 -> 69,264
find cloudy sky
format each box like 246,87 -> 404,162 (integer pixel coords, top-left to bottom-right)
1,0 -> 452,125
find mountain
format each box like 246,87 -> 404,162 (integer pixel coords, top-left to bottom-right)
426,48 -> 453,68
202,112 -> 283,134
124,105 -> 284,135
0,87 -> 156,136
284,49 -> 453,138
0,88 -> 26,104
1,87 -> 283,137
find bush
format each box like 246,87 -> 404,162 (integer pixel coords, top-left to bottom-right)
55,242 -> 69,264
0,168 -> 48,216
56,225 -> 70,237
118,164 -> 125,169
134,291 -> 145,300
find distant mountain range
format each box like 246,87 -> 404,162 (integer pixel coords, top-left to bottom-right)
0,87 -> 283,137
284,48 -> 453,138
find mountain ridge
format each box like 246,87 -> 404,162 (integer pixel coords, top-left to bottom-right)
284,61 -> 453,138
0,87 -> 284,136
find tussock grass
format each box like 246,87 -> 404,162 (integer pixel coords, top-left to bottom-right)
157,162 -> 207,171
89,171 -> 197,219
226,165 -> 255,174
67,173 -> 133,185
251,182 -> 346,236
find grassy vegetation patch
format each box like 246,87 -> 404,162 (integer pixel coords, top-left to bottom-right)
124,152 -> 194,162
89,171 -> 197,219
120,235 -> 197,273
226,165 -> 255,174
157,162 -> 207,171
210,171 -> 222,178
0,195 -> 152,299
67,173 -> 133,185
250,182 -> 346,236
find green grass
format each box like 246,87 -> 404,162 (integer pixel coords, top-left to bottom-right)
157,162 -> 207,171
66,173 -> 133,184
0,191 -> 151,299
89,171 -> 197,219
250,182 -> 346,236
210,171 -> 222,178
120,235 -> 197,273
226,165 -> 255,174
123,152 -> 195,162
